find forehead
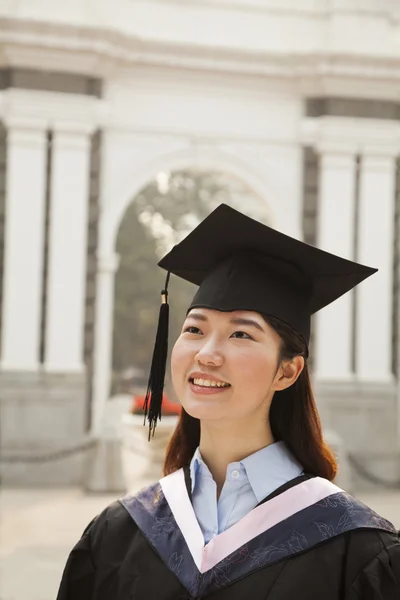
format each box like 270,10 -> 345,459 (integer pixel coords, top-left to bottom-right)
186,308 -> 264,322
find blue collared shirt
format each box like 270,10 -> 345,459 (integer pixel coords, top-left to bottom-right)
189,441 -> 304,544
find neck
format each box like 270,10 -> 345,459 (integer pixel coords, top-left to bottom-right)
198,419 -> 275,497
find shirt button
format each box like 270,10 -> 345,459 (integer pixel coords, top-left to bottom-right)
231,470 -> 240,479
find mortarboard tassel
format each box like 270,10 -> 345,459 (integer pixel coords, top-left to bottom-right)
143,271 -> 171,440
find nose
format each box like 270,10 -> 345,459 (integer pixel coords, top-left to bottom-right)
195,338 -> 224,367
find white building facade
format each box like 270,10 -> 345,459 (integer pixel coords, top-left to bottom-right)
0,0 -> 399,486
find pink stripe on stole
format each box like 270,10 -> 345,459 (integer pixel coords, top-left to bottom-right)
160,470 -> 342,575
200,477 -> 342,573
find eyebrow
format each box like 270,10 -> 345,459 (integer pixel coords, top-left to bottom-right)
187,312 -> 265,332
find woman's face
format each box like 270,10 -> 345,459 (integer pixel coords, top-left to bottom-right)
171,308 -> 284,423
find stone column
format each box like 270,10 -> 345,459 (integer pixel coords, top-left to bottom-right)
1,119 -> 47,370
356,150 -> 397,382
91,252 -> 120,435
315,146 -> 357,381
45,125 -> 93,372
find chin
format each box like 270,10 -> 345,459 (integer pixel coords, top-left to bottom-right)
181,401 -> 225,421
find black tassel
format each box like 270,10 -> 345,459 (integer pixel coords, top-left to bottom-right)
143,271 -> 170,440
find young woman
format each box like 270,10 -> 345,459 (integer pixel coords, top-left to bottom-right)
57,204 -> 400,599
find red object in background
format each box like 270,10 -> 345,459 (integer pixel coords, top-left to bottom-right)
131,394 -> 181,416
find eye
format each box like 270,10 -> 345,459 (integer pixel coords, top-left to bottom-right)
183,326 -> 203,335
231,331 -> 253,340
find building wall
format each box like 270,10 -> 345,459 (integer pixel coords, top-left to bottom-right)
0,0 -> 399,61
0,123 -> 6,357
302,99 -> 400,488
0,75 -> 102,484
0,1 -> 399,486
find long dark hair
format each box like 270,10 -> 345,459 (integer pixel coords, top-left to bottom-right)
163,315 -> 338,481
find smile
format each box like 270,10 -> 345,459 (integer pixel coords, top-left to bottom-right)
189,378 -> 231,388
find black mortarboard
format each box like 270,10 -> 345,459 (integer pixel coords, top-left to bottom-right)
144,203 -> 377,436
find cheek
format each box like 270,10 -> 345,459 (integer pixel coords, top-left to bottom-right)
170,344 -> 181,386
233,349 -> 276,390
171,339 -> 192,387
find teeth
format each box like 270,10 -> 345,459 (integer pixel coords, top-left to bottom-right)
192,378 -> 229,388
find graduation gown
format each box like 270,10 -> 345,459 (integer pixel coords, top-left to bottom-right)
57,470 -> 400,599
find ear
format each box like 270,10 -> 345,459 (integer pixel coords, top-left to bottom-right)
272,356 -> 305,392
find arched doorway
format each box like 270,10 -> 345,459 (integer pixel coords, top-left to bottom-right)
112,168 -> 272,400
91,167 -> 273,432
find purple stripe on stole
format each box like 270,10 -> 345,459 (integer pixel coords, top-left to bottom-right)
120,483 -> 200,594
120,480 -> 396,598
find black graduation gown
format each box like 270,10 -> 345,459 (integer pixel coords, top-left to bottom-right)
57,471 -> 400,600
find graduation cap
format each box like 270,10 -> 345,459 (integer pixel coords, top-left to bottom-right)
144,203 -> 377,437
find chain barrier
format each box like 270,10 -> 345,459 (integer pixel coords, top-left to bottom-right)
0,438 -> 97,463
0,438 -> 157,463
348,453 -> 400,489
2,439 -> 400,490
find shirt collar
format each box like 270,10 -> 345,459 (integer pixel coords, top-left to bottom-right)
189,446 -> 205,493
241,441 -> 304,503
189,441 -> 303,500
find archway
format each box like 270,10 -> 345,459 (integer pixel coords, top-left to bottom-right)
111,169 -> 273,402
91,150 -> 279,434
96,144 -> 282,259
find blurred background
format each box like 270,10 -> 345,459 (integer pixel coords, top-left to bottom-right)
1,0 -> 400,598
